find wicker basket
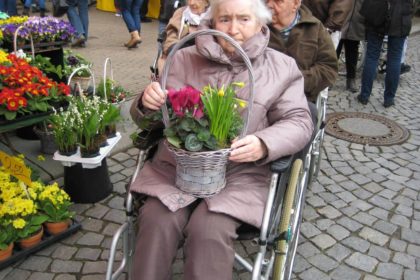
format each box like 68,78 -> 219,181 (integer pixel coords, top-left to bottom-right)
160,30 -> 255,198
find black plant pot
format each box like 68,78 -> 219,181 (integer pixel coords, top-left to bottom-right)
64,159 -> 112,203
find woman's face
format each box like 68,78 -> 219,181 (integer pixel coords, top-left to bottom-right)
266,0 -> 300,29
188,0 -> 208,15
213,0 -> 262,54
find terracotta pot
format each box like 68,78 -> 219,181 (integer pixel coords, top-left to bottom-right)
44,220 -> 70,235
18,227 -> 44,249
0,243 -> 14,262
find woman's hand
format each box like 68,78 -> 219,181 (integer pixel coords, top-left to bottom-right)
141,82 -> 166,110
229,135 -> 268,162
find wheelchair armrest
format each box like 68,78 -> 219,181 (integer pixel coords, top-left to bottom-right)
270,155 -> 293,173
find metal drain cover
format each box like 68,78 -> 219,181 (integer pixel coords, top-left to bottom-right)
325,112 -> 410,146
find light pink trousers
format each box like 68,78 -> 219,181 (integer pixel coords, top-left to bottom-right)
132,197 -> 241,280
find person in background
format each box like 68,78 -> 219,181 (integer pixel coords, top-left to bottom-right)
120,0 -> 145,49
67,0 -> 89,48
0,0 -> 17,16
336,0 -> 364,93
140,0 -> 151,22
129,0 -> 313,278
266,0 -> 338,103
358,0 -> 414,108
23,0 -> 45,17
158,0 -> 185,35
400,39 -> 411,74
302,0 -> 354,48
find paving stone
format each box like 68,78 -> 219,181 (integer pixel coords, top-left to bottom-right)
19,255 -> 52,271
375,263 -> 403,280
340,181 -> 359,191
70,204 -> 92,215
50,260 -> 83,273
292,254 -> 311,273
352,212 -> 378,226
326,243 -> 352,262
0,267 -> 13,280
330,264 -> 362,280
77,232 -> 105,246
75,248 -> 102,260
307,254 -> 339,272
390,214 -> 411,228
401,228 -> 420,245
363,182 -> 384,193
52,245 -> 78,260
369,207 -> 389,220
392,252 -> 416,269
85,204 -> 109,219
378,189 -> 397,200
298,267 -> 330,280
108,163 -> 124,173
325,184 -> 345,193
311,234 -> 336,250
353,188 -> 373,200
359,227 -> 389,246
3,269 -> 31,280
337,191 -> 358,203
372,220 -> 398,235
368,245 -> 391,262
296,242 -> 320,258
368,195 -> 395,211
110,173 -> 126,184
103,209 -> 126,224
395,204 -> 413,217
318,192 -> 339,203
302,206 -> 320,221
81,218 -> 104,232
103,222 -> 121,236
404,269 -> 420,280
316,219 -> 335,231
337,216 -> 363,232
389,238 -> 407,252
345,252 -> 378,272
54,275 -> 77,280
394,194 -> 414,207
27,272 -> 54,280
82,261 -> 108,274
317,205 -> 342,219
342,236 -> 370,253
107,196 -> 125,210
326,224 -> 350,241
349,174 -> 372,185
381,180 -> 404,192
330,199 -> 348,209
111,152 -> 131,162
61,231 -> 84,246
300,222 -> 321,238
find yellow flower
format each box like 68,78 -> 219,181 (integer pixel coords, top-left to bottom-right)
12,218 -> 26,229
232,82 -> 245,88
218,86 -> 225,97
0,49 -> 9,64
235,98 -> 248,108
37,155 -> 46,161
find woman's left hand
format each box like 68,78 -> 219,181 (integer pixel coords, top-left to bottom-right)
229,135 -> 268,162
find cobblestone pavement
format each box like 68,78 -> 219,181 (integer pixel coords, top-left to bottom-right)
1,6 -> 420,280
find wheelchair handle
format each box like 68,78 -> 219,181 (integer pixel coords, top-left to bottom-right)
160,29 -> 255,139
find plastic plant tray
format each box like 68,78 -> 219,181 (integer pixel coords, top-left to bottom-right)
53,132 -> 121,169
0,219 -> 82,270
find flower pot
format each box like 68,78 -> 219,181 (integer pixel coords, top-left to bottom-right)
80,145 -> 101,158
33,126 -> 58,155
18,227 -> 44,249
58,146 -> 78,157
0,243 -> 14,262
45,220 -> 70,235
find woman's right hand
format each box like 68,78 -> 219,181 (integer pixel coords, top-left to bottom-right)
141,82 -> 167,111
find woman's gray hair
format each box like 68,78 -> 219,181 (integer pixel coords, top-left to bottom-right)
209,0 -> 272,25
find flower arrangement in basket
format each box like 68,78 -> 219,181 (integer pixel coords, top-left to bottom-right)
153,82 -> 246,197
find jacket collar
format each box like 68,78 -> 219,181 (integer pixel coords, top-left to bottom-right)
195,19 -> 270,66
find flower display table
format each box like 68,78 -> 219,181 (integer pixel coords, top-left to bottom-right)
53,133 -> 121,203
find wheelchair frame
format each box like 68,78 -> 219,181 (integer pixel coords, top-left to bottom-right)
105,88 -> 328,280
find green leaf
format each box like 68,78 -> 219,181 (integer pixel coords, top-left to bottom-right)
184,134 -> 203,152
167,136 -> 182,148
180,118 -> 194,132
164,127 -> 176,137
197,129 -> 210,141
5,111 -> 17,120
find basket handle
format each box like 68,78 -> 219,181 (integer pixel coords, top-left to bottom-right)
67,66 -> 96,95
160,29 -> 255,139
13,25 -> 35,59
103,57 -> 114,101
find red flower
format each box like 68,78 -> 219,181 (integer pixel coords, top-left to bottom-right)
7,98 -> 19,111
168,86 -> 203,118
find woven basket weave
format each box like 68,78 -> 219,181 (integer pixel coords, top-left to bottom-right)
161,30 -> 255,198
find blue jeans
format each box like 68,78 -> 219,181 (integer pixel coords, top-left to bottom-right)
121,0 -> 143,33
24,0 -> 45,9
67,0 -> 89,39
0,0 -> 17,15
360,32 -> 406,103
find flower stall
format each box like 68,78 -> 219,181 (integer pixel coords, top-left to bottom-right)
0,152 -> 81,268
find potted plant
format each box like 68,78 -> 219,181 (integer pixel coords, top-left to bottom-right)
36,182 -> 74,235
33,120 -> 58,155
0,222 -> 16,262
50,109 -> 78,156
96,78 -> 129,105
99,102 -> 121,139
63,50 -> 92,92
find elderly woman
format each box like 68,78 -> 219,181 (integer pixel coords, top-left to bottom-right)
266,0 -> 338,102
130,0 -> 313,278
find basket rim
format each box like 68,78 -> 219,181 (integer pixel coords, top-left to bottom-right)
165,140 -> 232,155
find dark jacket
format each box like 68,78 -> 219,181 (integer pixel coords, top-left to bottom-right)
159,0 -> 186,24
363,0 -> 414,36
341,0 -> 365,41
268,5 -> 338,102
302,0 -> 354,31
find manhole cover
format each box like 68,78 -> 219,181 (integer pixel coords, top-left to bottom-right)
325,112 -> 410,146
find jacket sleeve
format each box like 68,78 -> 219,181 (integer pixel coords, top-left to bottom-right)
163,8 -> 183,56
254,60 -> 314,164
302,25 -> 338,102
325,0 -> 355,31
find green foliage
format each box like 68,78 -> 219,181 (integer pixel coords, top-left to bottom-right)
38,200 -> 74,223
0,223 -> 16,249
31,55 -> 64,79
16,214 -> 48,240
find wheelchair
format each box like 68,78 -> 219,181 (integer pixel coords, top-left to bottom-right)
106,30 -> 328,280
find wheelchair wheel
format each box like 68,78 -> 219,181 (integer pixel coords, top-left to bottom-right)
307,127 -> 325,185
272,159 -> 304,280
